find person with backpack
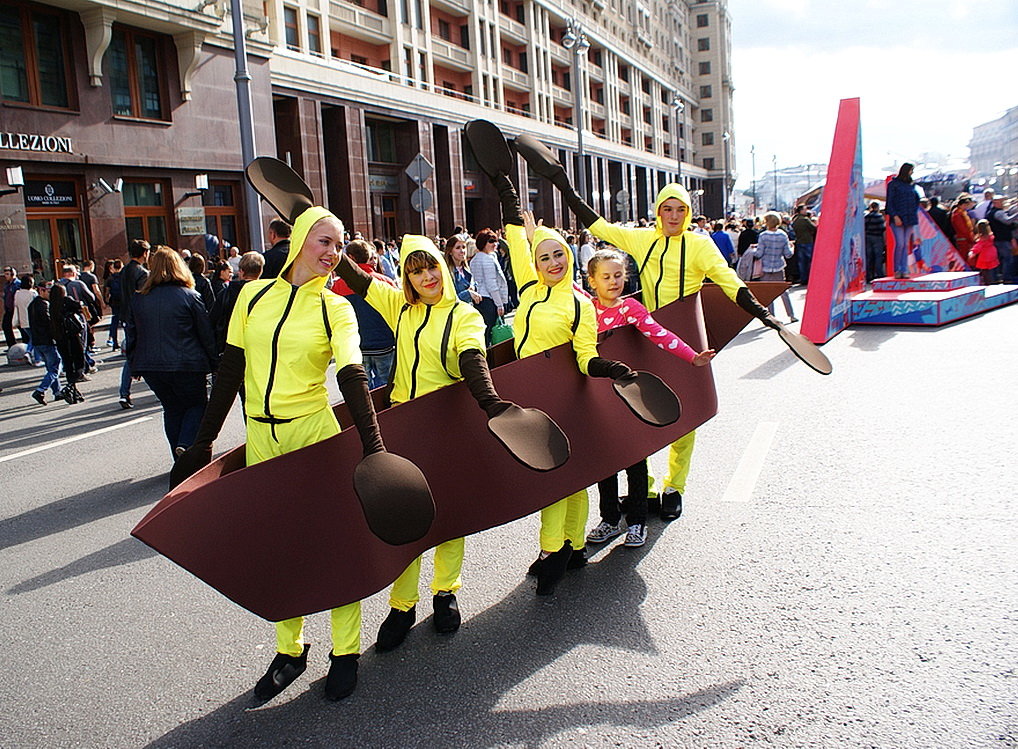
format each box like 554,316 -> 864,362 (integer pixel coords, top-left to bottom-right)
103,259 -> 124,350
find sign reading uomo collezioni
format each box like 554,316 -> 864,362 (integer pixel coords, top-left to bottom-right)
0,132 -> 73,154
24,181 -> 77,207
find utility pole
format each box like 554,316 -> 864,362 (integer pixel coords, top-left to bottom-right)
772,154 -> 778,211
751,144 -> 757,216
231,0 -> 263,252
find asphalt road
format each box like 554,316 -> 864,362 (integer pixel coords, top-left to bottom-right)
1,289 -> 1015,748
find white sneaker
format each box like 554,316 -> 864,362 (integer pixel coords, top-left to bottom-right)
623,524 -> 647,548
586,519 -> 626,544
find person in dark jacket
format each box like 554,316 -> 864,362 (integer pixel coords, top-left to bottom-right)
129,248 -> 216,457
210,251 -> 264,360
260,219 -> 291,279
987,195 -> 1018,284
48,282 -> 88,403
864,202 -> 886,282
886,163 -> 920,278
28,283 -> 63,405
187,254 -> 216,312
736,218 -> 758,257
927,196 -> 955,246
118,239 -> 150,409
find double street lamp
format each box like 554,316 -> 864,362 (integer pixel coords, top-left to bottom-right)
670,95 -> 685,187
562,22 -> 591,203
722,130 -> 731,218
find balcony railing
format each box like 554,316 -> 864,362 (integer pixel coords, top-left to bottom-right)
330,1 -> 391,42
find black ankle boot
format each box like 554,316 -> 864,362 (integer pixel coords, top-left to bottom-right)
432,592 -> 461,634
325,653 -> 359,701
535,544 -> 571,596
253,644 -> 310,701
660,490 -> 683,521
375,606 -> 416,652
567,545 -> 588,570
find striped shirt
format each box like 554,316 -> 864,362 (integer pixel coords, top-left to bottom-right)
751,230 -> 793,272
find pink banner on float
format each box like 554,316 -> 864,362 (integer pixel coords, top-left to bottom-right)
801,97 -> 867,344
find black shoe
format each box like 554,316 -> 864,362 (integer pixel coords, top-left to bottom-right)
375,606 -> 416,652
325,653 -> 358,701
119,396 -> 133,410
535,544 -> 571,596
61,387 -> 75,405
253,644 -> 310,701
566,545 -> 588,570
432,593 -> 461,634
660,489 -> 683,521
32,390 -> 46,405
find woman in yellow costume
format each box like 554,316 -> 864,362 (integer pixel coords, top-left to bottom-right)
171,202 -> 405,703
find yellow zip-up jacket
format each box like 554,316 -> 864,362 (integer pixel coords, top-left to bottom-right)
365,235 -> 486,404
505,224 -> 598,374
226,205 -> 361,420
589,183 -> 745,312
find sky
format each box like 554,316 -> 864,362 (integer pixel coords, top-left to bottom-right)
727,0 -> 1018,188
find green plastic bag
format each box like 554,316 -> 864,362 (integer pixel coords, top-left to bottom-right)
490,317 -> 514,345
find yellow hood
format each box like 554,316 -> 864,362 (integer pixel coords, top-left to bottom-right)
530,225 -> 575,289
653,183 -> 692,235
279,206 -> 345,290
400,234 -> 459,306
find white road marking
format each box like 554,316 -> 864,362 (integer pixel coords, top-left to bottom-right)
720,421 -> 779,503
0,416 -> 152,463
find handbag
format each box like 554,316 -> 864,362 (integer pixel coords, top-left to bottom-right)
490,317 -> 514,345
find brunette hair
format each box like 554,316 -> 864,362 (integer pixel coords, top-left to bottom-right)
587,248 -> 626,279
48,282 -> 67,340
443,235 -> 467,269
345,239 -> 373,265
128,239 -> 150,259
140,248 -> 194,293
975,219 -> 992,238
475,229 -> 498,253
187,254 -> 207,276
897,163 -> 914,183
401,249 -> 440,304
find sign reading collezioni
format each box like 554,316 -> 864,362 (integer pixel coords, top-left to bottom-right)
0,132 -> 73,153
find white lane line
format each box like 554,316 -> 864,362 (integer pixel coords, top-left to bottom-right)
0,416 -> 152,463
720,421 -> 779,503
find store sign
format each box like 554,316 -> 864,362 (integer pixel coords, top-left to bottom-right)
24,180 -> 77,207
0,132 -> 73,154
368,174 -> 399,193
177,207 -> 206,236
463,177 -> 477,193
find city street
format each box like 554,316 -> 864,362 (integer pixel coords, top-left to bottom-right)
1,287 -> 1015,748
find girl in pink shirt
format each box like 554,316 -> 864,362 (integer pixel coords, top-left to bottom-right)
968,220 -> 998,285
585,249 -> 715,547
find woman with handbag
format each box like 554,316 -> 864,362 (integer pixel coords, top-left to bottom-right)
749,212 -> 797,323
468,228 -> 509,346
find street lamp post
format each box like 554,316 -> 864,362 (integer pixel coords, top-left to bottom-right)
230,0 -> 264,253
562,22 -> 590,204
671,95 -> 685,187
722,130 -> 731,219
751,144 -> 757,216
772,154 -> 778,211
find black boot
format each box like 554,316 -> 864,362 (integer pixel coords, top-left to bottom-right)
535,544 -> 571,596
432,592 -> 461,634
660,489 -> 682,521
325,653 -> 359,701
253,644 -> 310,701
375,606 -> 416,652
566,545 -> 588,570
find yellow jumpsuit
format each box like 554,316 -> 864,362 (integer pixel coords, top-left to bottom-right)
505,224 -> 599,552
588,183 -> 746,493
363,236 -> 488,612
226,205 -> 364,657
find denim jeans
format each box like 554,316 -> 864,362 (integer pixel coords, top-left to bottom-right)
796,242 -> 813,284
865,234 -> 886,281
141,370 -> 209,456
890,223 -> 917,275
109,306 -> 121,347
995,241 -> 1015,284
34,344 -> 62,397
119,327 -> 134,398
364,350 -> 395,390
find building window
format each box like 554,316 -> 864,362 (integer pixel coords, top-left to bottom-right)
519,51 -> 528,73
0,3 -> 73,108
123,180 -> 172,246
702,132 -> 714,146
641,76 -> 651,95
620,98 -> 630,115
438,18 -> 451,41
619,64 -> 629,82
502,47 -> 512,65
700,108 -> 713,122
459,24 -> 470,49
108,27 -> 167,120
366,119 -> 398,163
699,61 -> 710,75
283,6 -> 299,50
697,37 -> 710,51
591,48 -> 602,67
351,54 -> 368,66
307,14 -> 322,55
696,13 -> 708,27
699,84 -> 712,98
703,157 -> 715,170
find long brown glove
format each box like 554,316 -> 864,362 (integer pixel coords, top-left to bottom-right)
336,363 -> 385,457
169,344 -> 245,488
586,357 -> 634,381
514,134 -> 600,228
458,349 -> 511,417
736,286 -> 782,330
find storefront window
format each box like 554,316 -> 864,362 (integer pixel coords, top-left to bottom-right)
124,180 -> 172,246
0,3 -> 72,108
108,26 -> 167,120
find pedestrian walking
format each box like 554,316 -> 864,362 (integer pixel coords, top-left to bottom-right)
28,282 -> 62,405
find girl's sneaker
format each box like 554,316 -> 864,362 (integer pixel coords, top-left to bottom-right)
623,524 -> 647,548
586,520 -> 626,544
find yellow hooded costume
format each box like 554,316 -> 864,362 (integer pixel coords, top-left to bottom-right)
361,235 -> 486,614
225,205 -> 363,659
588,183 -> 744,496
505,222 -> 597,553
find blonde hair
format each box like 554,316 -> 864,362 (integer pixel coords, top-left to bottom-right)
763,211 -> 781,229
140,248 -> 194,293
401,250 -> 440,304
587,248 -> 626,279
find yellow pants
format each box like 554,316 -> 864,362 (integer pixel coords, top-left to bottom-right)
664,430 -> 697,494
539,489 -> 589,552
246,407 -> 362,657
388,538 -> 465,612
